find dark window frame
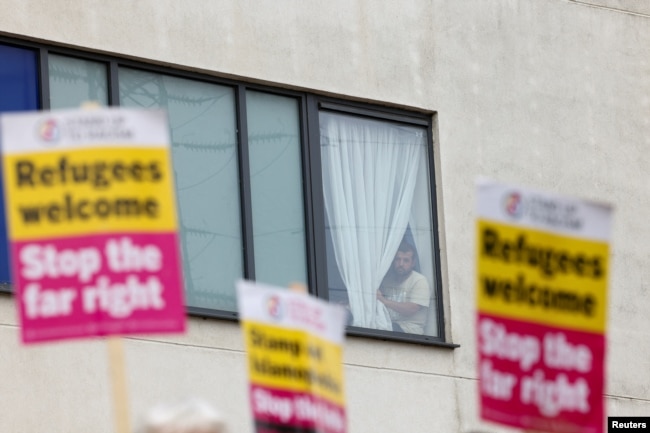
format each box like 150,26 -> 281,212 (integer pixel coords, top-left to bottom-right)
0,37 -> 455,348
307,95 -> 452,347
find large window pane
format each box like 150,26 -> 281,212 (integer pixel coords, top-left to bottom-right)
0,44 -> 39,284
246,91 -> 307,287
119,68 -> 243,312
320,111 -> 439,336
49,54 -> 108,108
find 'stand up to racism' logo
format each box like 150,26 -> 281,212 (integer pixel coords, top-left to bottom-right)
503,191 -> 524,219
265,295 -> 283,321
37,118 -> 60,144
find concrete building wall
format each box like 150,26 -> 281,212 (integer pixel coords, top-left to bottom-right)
0,1 -> 648,432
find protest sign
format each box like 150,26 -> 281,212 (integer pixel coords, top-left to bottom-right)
1,107 -> 186,344
237,280 -> 348,433
476,179 -> 612,433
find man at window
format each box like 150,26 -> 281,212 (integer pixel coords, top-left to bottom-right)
376,241 -> 431,334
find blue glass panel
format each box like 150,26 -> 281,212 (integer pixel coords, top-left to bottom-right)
0,44 -> 39,284
0,44 -> 39,112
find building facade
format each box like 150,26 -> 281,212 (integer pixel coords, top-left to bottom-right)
0,0 -> 649,432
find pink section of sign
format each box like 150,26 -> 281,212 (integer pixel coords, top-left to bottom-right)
249,384 -> 346,433
13,232 -> 185,344
477,312 -> 605,433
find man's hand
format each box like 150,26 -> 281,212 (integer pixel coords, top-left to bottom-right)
377,289 -> 422,317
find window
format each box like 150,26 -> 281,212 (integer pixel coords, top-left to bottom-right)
246,91 -> 308,287
0,38 -> 447,345
319,109 -> 440,338
0,43 -> 39,285
118,68 -> 243,312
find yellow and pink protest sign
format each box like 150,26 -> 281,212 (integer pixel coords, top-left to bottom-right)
476,179 -> 612,433
237,280 -> 348,433
1,107 -> 186,344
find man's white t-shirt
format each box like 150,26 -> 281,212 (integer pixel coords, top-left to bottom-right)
380,270 -> 430,334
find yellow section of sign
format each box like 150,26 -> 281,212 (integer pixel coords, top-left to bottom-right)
244,320 -> 345,406
3,147 -> 177,239
476,219 -> 608,333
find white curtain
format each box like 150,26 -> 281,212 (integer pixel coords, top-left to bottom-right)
320,112 -> 425,330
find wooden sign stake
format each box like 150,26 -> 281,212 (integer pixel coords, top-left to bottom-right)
107,336 -> 131,433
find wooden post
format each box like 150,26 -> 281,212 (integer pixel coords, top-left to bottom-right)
107,336 -> 131,433
288,282 -> 308,294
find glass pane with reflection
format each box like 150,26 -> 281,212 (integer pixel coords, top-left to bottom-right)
49,54 -> 108,108
246,90 -> 307,287
120,68 -> 243,312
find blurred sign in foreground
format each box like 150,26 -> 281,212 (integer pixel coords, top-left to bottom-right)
476,179 -> 612,433
237,280 -> 348,433
0,107 -> 186,344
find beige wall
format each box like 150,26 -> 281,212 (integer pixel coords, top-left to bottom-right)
0,1 -> 649,432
